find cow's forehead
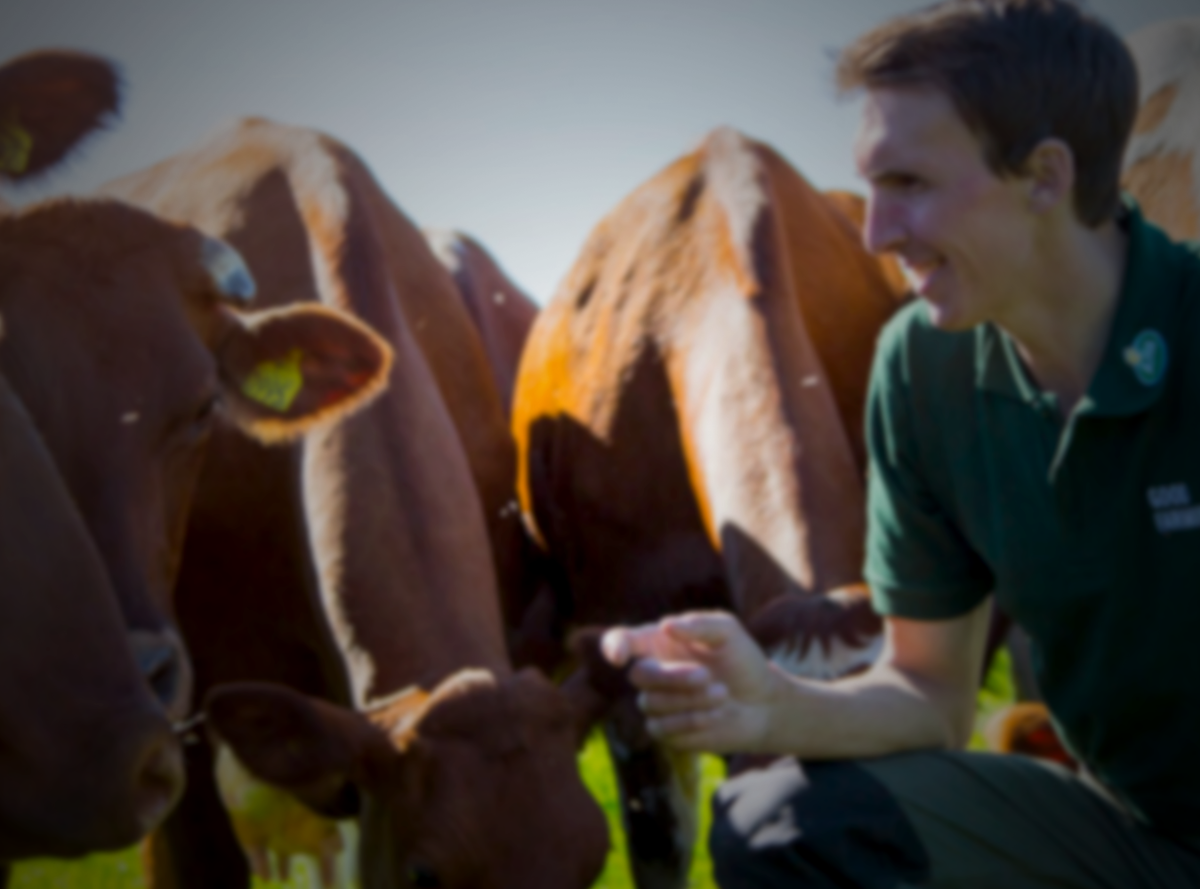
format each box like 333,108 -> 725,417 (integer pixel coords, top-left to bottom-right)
416,677 -> 572,750
0,199 -> 219,406
0,198 -> 189,276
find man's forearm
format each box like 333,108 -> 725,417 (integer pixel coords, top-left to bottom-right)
759,661 -> 972,759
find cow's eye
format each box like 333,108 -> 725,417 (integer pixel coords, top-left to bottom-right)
407,864 -> 441,887
194,393 -> 219,425
181,393 -> 219,441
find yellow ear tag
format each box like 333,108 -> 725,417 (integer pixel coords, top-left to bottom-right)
241,349 -> 304,412
0,121 -> 32,176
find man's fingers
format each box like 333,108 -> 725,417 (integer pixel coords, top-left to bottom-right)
646,705 -> 727,741
637,682 -> 728,716
628,658 -> 712,690
600,628 -> 631,666
601,623 -> 670,665
664,611 -> 742,648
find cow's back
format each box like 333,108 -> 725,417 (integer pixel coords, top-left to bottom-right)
1123,16 -> 1200,241
514,128 -> 903,626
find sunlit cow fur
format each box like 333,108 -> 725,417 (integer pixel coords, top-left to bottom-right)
512,127 -> 909,888
101,118 -> 609,889
425,228 -> 540,419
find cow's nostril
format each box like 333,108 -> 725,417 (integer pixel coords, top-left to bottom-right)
145,652 -> 178,705
132,732 -> 185,834
128,630 -> 194,720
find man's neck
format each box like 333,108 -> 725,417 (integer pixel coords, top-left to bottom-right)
995,216 -> 1128,418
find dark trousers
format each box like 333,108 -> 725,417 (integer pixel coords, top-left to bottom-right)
709,752 -> 1200,888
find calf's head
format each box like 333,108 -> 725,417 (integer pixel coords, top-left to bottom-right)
208,669 -> 610,889
0,199 -> 392,718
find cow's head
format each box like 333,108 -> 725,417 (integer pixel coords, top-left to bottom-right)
0,49 -> 120,187
0,199 -> 392,719
0,370 -> 183,861
207,669 -> 610,889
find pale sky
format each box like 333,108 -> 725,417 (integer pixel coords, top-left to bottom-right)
4,0 -> 1193,303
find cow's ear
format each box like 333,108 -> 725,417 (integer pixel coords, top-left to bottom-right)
0,51 -> 121,182
206,682 -> 393,818
215,304 -> 393,444
562,627 -> 635,749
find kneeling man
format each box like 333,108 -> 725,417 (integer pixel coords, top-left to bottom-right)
603,1 -> 1200,886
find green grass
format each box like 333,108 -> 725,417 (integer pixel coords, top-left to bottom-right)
10,650 -> 1017,888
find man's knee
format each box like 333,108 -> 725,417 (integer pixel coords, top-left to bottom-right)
709,757 -> 930,889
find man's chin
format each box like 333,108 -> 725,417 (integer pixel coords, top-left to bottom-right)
920,298 -> 976,332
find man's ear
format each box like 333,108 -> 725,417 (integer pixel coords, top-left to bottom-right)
1023,138 -> 1075,215
206,681 -> 393,817
215,303 -> 393,444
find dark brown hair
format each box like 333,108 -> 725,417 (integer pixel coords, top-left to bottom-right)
837,0 -> 1138,226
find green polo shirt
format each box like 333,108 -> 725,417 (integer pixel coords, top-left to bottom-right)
864,203 -> 1200,839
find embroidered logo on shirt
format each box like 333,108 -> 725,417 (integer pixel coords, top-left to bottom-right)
1123,329 -> 1168,387
1147,483 -> 1200,534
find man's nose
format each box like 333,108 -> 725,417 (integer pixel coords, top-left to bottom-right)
862,195 -> 904,256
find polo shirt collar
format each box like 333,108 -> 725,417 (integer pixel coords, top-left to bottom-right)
975,200 -> 1180,417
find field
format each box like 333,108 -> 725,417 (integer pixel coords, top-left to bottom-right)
11,649 -> 1015,889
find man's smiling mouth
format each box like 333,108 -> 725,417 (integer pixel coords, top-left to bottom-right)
899,256 -> 946,296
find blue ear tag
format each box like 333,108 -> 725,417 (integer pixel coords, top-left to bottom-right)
1123,329 -> 1167,387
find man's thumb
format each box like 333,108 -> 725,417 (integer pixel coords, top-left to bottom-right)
664,611 -> 741,648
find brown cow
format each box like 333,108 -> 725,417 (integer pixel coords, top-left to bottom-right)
1,198 -> 392,723
424,227 -> 562,668
511,127 -> 908,888
1123,16 -> 1200,241
424,228 -> 540,418
0,49 -> 182,872
0,51 -> 390,878
0,370 -> 181,865
100,117 -> 609,889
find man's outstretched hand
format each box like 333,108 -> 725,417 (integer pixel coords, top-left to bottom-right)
601,611 -> 782,753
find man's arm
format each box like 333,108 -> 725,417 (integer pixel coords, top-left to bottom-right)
602,597 -> 991,758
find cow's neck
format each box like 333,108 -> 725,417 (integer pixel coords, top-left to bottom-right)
300,291 -> 509,710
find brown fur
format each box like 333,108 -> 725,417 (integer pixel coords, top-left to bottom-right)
0,194 -> 386,884
425,228 -> 540,418
512,127 -> 906,887
747,584 -> 881,664
985,702 -> 1076,770
0,51 -> 120,183
100,118 -> 608,889
0,372 -> 181,861
1122,18 -> 1200,241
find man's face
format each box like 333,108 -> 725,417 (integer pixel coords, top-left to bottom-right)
854,85 -> 1038,331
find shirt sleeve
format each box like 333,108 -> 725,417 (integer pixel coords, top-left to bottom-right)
864,322 -> 993,619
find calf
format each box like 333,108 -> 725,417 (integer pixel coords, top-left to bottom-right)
101,117 -> 609,889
